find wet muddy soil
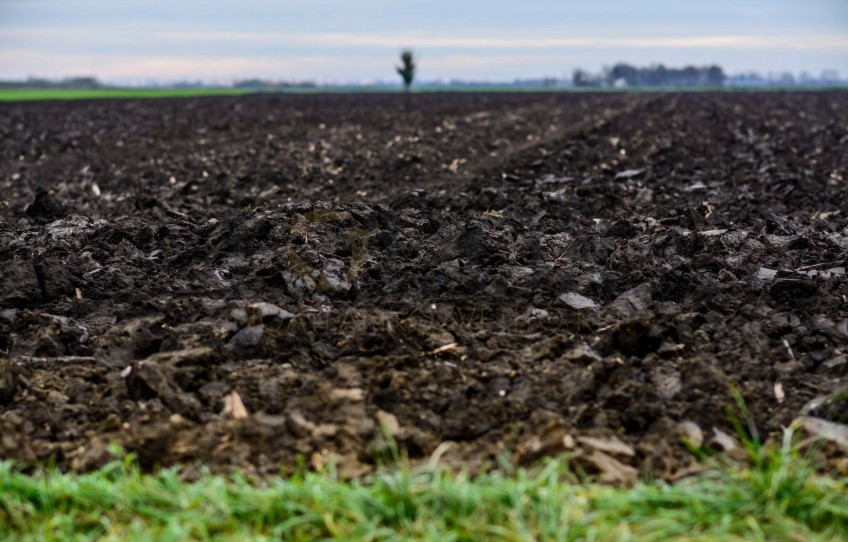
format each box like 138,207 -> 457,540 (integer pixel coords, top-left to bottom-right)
1,91 -> 846,480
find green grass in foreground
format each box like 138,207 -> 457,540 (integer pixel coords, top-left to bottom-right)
0,88 -> 249,101
1,442 -> 847,542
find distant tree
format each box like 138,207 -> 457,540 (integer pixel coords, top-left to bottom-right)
574,68 -> 608,87
652,64 -> 668,86
608,63 -> 638,86
396,50 -> 416,91
705,65 -> 725,87
572,69 -> 593,87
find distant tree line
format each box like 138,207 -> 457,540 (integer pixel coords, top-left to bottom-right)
574,63 -> 725,88
0,76 -> 101,89
724,70 -> 843,87
232,79 -> 317,90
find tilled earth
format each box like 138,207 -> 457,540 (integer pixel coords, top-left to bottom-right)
0,91 -> 846,480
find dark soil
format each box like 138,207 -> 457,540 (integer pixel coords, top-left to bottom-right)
1,91 -> 846,479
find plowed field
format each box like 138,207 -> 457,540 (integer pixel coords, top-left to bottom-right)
1,91 -> 846,480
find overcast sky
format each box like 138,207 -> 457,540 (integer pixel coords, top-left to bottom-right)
1,0 -> 847,83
